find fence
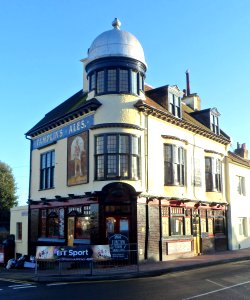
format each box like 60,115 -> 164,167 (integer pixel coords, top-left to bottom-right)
35,244 -> 139,277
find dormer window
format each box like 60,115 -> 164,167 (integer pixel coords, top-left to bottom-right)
211,108 -> 220,135
211,114 -> 219,134
169,93 -> 182,118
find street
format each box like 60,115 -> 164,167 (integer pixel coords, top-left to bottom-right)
1,260 -> 250,299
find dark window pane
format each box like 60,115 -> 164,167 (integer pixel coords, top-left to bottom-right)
119,69 -> 129,92
107,155 -> 117,177
107,69 -> 117,92
107,135 -> 117,153
40,150 -> 55,190
97,70 -> 104,94
119,135 -> 129,153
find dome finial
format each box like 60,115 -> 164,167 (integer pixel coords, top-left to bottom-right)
112,18 -> 121,30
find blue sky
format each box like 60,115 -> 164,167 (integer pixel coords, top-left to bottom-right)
1,0 -> 250,206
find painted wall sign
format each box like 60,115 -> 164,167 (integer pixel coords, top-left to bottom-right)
32,114 -> 94,150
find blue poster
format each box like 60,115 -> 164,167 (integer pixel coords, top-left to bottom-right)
108,233 -> 129,260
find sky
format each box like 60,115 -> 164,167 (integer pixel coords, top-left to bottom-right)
1,0 -> 250,206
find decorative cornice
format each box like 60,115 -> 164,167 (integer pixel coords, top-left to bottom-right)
91,123 -> 144,131
161,135 -> 188,145
135,101 -> 230,145
28,98 -> 102,137
204,149 -> 224,157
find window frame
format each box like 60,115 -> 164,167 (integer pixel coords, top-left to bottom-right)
164,144 -> 186,186
237,175 -> 246,196
16,222 -> 22,240
211,113 -> 220,135
205,157 -> 222,192
40,150 -> 55,190
95,133 -> 140,181
169,93 -> 182,118
89,67 -> 143,96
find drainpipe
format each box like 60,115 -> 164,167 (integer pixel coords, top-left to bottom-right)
159,198 -> 162,261
145,197 -> 150,260
25,135 -> 32,256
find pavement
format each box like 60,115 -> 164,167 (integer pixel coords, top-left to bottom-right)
1,248 -> 250,282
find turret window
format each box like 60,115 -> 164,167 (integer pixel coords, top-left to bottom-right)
107,69 -> 117,92
89,67 -> 144,96
97,70 -> 105,94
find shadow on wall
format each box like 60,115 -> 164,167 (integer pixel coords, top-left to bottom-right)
231,226 -> 250,250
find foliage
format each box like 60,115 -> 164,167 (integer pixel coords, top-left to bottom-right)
0,161 -> 18,210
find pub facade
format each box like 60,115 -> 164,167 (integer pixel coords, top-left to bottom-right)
26,19 -> 231,261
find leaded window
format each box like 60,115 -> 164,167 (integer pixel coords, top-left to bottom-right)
95,134 -> 140,180
119,69 -> 129,92
107,69 -> 117,92
97,70 -> 105,94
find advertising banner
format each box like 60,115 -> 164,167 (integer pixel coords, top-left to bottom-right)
36,245 -> 111,261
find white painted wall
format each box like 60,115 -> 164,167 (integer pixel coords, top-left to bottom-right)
227,159 -> 250,250
10,206 -> 28,257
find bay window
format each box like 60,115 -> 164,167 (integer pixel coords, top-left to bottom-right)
95,133 -> 140,180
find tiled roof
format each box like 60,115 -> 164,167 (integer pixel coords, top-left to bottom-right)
26,90 -> 101,137
228,151 -> 250,168
135,95 -> 231,145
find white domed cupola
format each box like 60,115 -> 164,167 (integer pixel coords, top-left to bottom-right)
85,18 -> 147,96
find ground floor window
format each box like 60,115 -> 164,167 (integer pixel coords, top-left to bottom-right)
161,206 -> 226,238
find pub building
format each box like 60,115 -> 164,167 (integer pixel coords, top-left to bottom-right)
26,19 -> 231,261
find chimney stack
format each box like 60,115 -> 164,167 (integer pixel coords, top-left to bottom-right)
185,69 -> 190,96
235,143 -> 248,159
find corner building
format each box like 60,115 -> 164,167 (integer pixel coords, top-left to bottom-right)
26,19 -> 231,261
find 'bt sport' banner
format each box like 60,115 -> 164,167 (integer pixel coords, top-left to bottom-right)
36,245 -> 111,261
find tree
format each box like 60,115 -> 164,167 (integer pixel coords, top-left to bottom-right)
0,161 -> 18,210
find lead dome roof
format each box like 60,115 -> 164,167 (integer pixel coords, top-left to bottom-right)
87,18 -> 147,68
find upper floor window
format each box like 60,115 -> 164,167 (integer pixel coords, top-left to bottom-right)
89,67 -> 144,96
205,157 -> 222,192
237,176 -> 246,196
40,150 -> 55,190
119,69 -> 129,92
97,70 -> 105,94
90,73 -> 96,91
95,133 -> 140,180
210,108 -> 220,135
164,144 -> 185,186
211,114 -> 219,134
107,69 -> 117,92
169,93 -> 182,118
